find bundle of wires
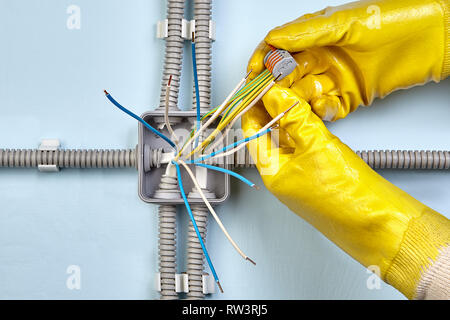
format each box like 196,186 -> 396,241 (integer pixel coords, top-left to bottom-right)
176,68 -> 277,159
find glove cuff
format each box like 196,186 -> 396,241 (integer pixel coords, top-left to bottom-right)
415,245 -> 450,299
385,209 -> 450,299
440,0 -> 450,78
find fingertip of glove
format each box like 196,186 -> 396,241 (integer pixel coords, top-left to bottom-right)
247,41 -> 272,80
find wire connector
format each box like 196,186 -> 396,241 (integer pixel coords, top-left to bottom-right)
264,49 -> 297,80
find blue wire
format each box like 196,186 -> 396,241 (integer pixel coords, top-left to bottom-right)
189,128 -> 272,164
191,40 -> 201,147
104,91 -> 176,149
172,161 -> 220,283
192,163 -> 256,188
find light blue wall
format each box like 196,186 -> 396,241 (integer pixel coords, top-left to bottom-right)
0,0 -> 448,299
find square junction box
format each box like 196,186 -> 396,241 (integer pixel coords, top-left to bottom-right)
138,110 -> 230,205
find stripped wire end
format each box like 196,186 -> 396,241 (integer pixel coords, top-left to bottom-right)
251,184 -> 260,190
245,69 -> 253,79
216,280 -> 224,293
167,74 -> 172,87
270,124 -> 280,130
274,73 -> 283,82
104,90 -> 176,149
284,101 -> 299,114
246,257 -> 257,266
191,31 -> 195,43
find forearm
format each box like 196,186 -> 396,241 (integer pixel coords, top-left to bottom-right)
370,2 -> 450,297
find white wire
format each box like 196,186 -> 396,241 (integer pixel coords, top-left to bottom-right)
177,159 -> 255,265
208,101 -> 299,162
164,83 -> 180,150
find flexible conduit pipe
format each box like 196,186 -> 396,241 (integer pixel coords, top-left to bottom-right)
186,204 -> 208,299
186,0 -> 213,299
2,148 -> 449,170
0,148 -> 137,168
355,150 -> 450,170
192,0 -> 212,111
156,175 -> 180,300
158,204 -> 178,299
156,0 -> 186,299
158,0 -> 186,111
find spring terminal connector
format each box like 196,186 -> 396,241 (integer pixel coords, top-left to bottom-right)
264,49 -> 297,80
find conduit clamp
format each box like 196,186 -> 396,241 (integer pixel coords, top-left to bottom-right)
181,19 -> 216,41
156,272 -> 216,294
156,19 -> 168,39
38,139 -> 60,172
156,19 -> 215,41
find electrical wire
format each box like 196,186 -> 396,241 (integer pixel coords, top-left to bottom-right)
174,70 -> 251,161
230,70 -> 269,103
191,32 -> 201,148
172,160 -> 223,293
164,76 -> 180,149
177,70 -> 271,158
186,73 -> 274,158
207,101 -> 299,162
220,71 -> 271,123
178,159 -> 255,265
191,127 -> 273,164
178,70 -> 271,159
220,74 -> 274,127
192,163 -> 258,189
104,90 -> 176,149
205,78 -> 278,154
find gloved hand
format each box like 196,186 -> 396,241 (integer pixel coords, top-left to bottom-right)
242,86 -> 450,299
248,0 -> 450,121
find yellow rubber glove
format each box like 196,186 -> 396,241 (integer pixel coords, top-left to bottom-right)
242,87 -> 450,299
248,0 -> 450,121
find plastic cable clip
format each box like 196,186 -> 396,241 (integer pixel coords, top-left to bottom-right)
181,19 -> 195,40
181,19 -> 215,41
156,272 -> 215,294
156,19 -> 168,39
38,139 -> 60,172
209,20 -> 216,41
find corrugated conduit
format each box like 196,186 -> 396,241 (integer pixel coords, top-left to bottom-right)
2,148 -> 449,170
0,148 -> 137,168
186,204 -> 208,299
158,0 -> 186,111
192,0 -> 212,112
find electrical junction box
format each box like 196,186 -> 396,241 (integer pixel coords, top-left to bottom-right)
138,110 -> 230,205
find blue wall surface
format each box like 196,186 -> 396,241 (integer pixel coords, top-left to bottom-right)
0,0 -> 449,299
